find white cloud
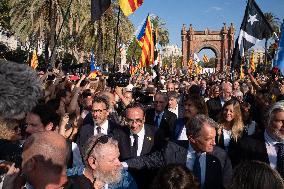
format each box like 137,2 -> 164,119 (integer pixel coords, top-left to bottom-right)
204,6 -> 222,13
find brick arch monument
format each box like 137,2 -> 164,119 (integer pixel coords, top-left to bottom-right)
181,23 -> 235,72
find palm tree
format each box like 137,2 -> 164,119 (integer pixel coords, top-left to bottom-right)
151,15 -> 169,47
264,12 -> 281,36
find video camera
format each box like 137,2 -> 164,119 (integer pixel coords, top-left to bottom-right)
106,72 -> 130,88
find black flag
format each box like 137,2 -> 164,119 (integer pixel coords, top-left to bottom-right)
91,0 -> 111,22
231,0 -> 273,71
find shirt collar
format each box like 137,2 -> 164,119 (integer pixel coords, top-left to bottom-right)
131,125 -> 145,138
155,111 -> 164,117
264,130 -> 279,146
96,120 -> 109,131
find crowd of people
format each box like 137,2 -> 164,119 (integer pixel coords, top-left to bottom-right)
0,58 -> 284,189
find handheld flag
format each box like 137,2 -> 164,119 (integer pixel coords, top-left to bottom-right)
90,49 -> 95,72
91,0 -> 111,22
250,51 -> 255,72
30,50 -> 38,70
193,53 -> 201,64
231,0 -> 273,71
138,15 -> 154,68
203,54 -> 209,63
275,20 -> 284,76
119,0 -> 143,16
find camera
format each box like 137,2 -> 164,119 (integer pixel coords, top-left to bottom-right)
106,72 -> 130,88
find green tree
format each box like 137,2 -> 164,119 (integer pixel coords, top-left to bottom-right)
151,15 -> 169,47
264,12 -> 281,36
0,0 -> 10,30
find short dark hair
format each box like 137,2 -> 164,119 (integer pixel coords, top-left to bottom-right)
230,161 -> 284,189
56,89 -> 71,100
126,102 -> 145,116
30,104 -> 60,130
93,96 -> 110,110
151,164 -> 199,189
185,95 -> 208,116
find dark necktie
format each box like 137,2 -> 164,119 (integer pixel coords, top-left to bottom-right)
276,143 -> 284,178
193,153 -> 201,186
131,134 -> 138,157
154,114 -> 160,128
96,126 -> 101,134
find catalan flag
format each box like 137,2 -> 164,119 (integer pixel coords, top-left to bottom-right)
119,0 -> 143,16
30,50 -> 38,70
250,51 -> 255,72
240,64 -> 245,79
137,15 -> 154,68
203,54 -> 209,63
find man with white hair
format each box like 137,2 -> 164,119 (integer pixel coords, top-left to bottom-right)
236,101 -> 284,179
73,134 -> 137,188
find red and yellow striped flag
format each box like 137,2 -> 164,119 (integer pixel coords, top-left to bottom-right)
138,15 -> 154,68
30,50 -> 38,69
203,54 -> 209,63
119,0 -> 143,16
250,51 -> 255,72
240,64 -> 244,79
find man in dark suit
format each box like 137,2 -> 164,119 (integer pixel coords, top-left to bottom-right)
77,96 -> 120,153
124,114 -> 223,189
145,92 -> 177,148
207,82 -> 232,121
115,103 -> 157,188
236,101 -> 284,179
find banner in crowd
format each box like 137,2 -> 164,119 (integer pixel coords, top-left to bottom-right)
30,50 -> 38,70
231,0 -> 274,71
275,20 -> 284,75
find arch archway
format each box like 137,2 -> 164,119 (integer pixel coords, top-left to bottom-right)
181,23 -> 235,72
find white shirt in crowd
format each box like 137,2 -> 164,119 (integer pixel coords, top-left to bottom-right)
130,125 -> 145,156
93,120 -> 109,135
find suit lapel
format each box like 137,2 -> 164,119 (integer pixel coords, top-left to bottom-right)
141,125 -> 153,155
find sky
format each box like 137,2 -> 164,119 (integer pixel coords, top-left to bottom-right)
128,0 -> 284,58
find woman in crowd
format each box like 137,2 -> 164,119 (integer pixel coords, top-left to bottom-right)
216,99 -> 245,166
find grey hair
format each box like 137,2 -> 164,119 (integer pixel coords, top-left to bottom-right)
83,134 -> 118,164
0,60 -> 43,119
186,114 -> 218,138
155,91 -> 168,102
268,101 -> 284,124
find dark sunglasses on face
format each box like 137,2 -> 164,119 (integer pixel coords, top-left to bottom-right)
88,135 -> 110,158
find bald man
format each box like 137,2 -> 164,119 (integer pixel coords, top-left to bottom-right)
21,132 -> 71,188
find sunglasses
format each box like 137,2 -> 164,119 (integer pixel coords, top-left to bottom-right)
88,135 -> 110,158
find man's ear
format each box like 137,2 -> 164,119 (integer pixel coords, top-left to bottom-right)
87,157 -> 97,170
23,157 -> 36,173
45,122 -> 54,131
188,134 -> 196,144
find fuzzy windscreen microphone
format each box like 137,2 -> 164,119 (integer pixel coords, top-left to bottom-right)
0,59 -> 43,119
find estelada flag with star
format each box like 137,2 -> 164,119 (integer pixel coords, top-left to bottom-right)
231,0 -> 274,71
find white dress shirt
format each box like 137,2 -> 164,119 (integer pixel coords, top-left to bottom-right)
130,126 -> 145,156
186,143 -> 206,188
223,129 -> 232,149
94,120 -> 109,135
177,126 -> 188,140
264,130 -> 282,169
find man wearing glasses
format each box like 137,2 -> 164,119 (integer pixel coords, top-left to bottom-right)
77,96 -> 120,152
145,92 -> 177,149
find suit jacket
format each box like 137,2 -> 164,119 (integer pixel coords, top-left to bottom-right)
206,97 -> 222,121
114,124 -> 156,161
126,140 -> 223,189
145,108 -> 177,148
174,118 -> 186,140
235,132 -> 269,166
77,120 -> 120,153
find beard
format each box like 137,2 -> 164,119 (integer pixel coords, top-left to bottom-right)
270,130 -> 284,142
94,166 -> 122,185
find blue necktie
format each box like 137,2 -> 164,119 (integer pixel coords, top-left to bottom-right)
193,153 -> 201,186
276,143 -> 284,179
154,114 -> 160,128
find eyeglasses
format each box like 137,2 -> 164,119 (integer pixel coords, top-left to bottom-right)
126,118 -> 144,124
88,135 -> 110,158
92,109 -> 107,113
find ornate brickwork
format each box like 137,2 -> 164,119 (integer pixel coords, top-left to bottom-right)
181,23 -> 235,72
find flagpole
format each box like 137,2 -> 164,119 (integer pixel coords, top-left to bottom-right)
113,8 -> 121,73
